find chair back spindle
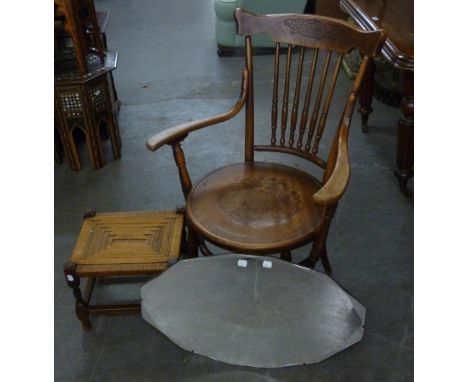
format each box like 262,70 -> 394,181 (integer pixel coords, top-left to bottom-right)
244,35 -> 254,162
271,43 -> 280,145
297,49 -> 319,149
304,50 -> 332,153
236,9 -> 385,171
289,46 -> 305,148
311,53 -> 343,156
322,55 -> 369,184
279,45 -> 292,146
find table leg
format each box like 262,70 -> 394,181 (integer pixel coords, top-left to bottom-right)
394,70 -> 414,196
359,57 -> 375,133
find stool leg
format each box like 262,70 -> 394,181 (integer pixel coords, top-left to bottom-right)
64,262 -> 91,330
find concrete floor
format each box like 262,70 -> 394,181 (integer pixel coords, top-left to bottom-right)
54,0 -> 413,380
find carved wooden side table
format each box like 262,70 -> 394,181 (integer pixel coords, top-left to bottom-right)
55,51 -> 120,170
64,210 -> 185,330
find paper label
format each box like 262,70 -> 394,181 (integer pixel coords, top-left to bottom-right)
237,259 -> 248,268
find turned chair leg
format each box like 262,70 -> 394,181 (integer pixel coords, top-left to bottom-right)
320,247 -> 332,274
307,244 -> 332,275
305,205 -> 337,273
64,262 -> 91,330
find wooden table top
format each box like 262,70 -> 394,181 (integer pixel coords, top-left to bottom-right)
340,0 -> 413,70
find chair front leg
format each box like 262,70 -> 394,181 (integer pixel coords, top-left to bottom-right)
319,247 -> 332,274
171,138 -> 192,200
171,139 -> 198,258
309,204 -> 337,274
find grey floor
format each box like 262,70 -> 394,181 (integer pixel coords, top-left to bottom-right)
54,0 -> 413,380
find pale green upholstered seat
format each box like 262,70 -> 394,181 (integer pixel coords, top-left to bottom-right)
214,0 -> 308,52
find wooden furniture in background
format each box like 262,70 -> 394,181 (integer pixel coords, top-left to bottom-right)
55,1 -> 121,170
55,51 -> 120,170
340,0 -> 414,195
55,8 -> 120,113
214,0 -> 308,55
64,210 -> 184,330
92,10 -> 120,114
146,10 -> 385,271
54,0 -> 105,75
305,0 -> 347,19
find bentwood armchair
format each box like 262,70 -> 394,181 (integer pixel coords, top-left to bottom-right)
147,10 -> 385,272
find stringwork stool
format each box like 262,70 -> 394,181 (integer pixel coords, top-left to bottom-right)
64,210 -> 184,330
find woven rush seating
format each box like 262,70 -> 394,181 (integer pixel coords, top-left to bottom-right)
64,210 -> 184,330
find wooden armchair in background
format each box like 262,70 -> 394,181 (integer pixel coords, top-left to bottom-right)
146,9 -> 385,272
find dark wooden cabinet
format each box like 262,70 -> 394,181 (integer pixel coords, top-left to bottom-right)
340,0 -> 414,195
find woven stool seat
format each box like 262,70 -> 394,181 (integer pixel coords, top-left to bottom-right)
71,211 -> 183,276
64,210 -> 184,330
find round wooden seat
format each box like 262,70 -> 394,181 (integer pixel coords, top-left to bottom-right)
186,162 -> 324,253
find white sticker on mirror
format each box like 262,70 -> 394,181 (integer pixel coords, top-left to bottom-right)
262,260 -> 272,269
237,259 -> 248,268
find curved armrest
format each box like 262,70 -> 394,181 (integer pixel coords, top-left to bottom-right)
313,125 -> 350,205
313,57 -> 371,206
313,142 -> 349,206
146,69 -> 248,151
